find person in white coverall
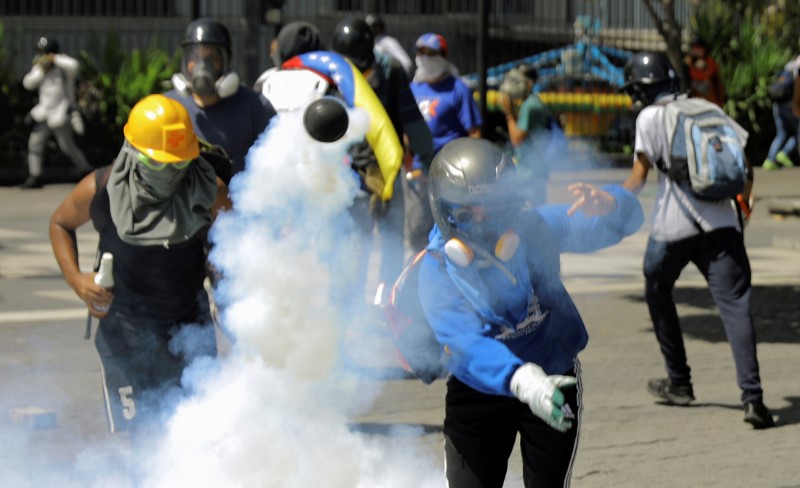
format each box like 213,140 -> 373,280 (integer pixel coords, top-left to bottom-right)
22,37 -> 92,188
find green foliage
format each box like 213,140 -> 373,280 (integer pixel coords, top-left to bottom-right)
0,23 -> 37,175
690,1 -> 797,162
0,26 -> 179,174
77,32 -> 180,164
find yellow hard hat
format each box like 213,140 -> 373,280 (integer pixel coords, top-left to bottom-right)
123,94 -> 200,163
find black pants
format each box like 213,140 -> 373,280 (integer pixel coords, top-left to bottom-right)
643,228 -> 763,404
444,364 -> 582,488
95,309 -> 216,433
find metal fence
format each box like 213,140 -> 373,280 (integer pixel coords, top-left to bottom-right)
1,0 -> 695,160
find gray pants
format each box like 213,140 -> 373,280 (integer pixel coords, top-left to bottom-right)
402,173 -> 434,254
27,122 -> 91,177
643,228 -> 763,404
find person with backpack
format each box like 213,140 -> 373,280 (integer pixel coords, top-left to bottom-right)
49,94 -> 230,436
499,63 -> 563,207
414,137 -> 643,486
21,37 -> 93,189
332,17 -> 434,290
621,52 -> 774,429
763,60 -> 798,170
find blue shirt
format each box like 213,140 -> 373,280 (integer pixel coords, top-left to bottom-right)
417,184 -> 644,396
411,76 -> 482,169
165,86 -> 277,176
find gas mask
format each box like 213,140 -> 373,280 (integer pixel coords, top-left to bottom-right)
441,201 -> 521,269
173,44 -> 240,99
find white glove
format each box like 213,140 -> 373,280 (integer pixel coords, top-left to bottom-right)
510,362 -> 577,432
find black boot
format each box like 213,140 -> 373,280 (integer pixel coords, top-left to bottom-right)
20,176 -> 43,189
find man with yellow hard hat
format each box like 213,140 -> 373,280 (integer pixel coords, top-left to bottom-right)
50,94 -> 230,436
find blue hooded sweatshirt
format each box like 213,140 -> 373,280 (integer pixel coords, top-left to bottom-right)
417,184 -> 643,396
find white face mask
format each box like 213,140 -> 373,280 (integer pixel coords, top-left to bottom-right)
415,54 -> 448,82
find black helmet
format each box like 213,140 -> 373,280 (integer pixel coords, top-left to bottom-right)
621,52 -> 679,106
365,14 -> 385,34
429,138 -> 520,246
274,21 -> 323,65
180,18 -> 234,96
182,17 -> 232,55
36,37 -> 60,54
331,17 -> 375,72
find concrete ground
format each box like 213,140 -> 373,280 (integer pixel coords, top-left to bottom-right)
0,166 -> 798,487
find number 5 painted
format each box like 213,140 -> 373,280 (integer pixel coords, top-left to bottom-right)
119,386 -> 136,420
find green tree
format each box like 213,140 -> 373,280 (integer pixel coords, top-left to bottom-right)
76,32 -> 181,165
640,0 -> 686,89
690,0 -> 795,161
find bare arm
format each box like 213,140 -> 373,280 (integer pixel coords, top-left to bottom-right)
467,127 -> 482,139
500,92 -> 528,146
622,153 -> 651,196
211,177 -> 232,219
49,173 -> 113,317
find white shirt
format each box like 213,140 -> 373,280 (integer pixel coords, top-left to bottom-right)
374,34 -> 413,77
23,53 -> 79,128
254,68 -> 330,112
633,94 -> 747,241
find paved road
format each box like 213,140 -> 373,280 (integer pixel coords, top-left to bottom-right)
0,167 -> 798,487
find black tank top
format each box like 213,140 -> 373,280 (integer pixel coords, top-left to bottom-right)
90,167 -> 209,323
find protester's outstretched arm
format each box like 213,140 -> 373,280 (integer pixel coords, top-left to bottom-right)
566,183 -> 618,217
538,183 -> 643,254
49,174 -> 113,317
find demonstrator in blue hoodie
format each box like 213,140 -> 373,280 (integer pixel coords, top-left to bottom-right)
418,138 -> 643,487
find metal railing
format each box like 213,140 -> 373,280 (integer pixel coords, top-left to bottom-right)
0,0 -> 696,160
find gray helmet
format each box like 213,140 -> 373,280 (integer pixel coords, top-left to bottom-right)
428,138 -> 519,244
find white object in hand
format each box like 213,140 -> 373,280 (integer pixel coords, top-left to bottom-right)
93,253 -> 114,312
510,362 -> 577,432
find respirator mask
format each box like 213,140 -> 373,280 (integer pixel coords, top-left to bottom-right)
173,44 -> 239,99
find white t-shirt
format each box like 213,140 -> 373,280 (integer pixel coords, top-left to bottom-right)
374,35 -> 413,77
633,95 -> 747,242
254,67 -> 330,112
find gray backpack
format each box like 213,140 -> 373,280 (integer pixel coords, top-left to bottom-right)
661,98 -> 746,201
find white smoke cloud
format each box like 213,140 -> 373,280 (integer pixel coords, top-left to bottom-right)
138,105 -> 442,487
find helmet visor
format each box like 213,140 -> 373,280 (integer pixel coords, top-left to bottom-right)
441,200 -> 521,228
183,44 -> 228,80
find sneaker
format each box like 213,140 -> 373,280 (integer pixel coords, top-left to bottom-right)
762,159 -> 779,170
743,401 -> 775,429
776,151 -> 794,168
647,378 -> 695,406
19,176 -> 43,189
